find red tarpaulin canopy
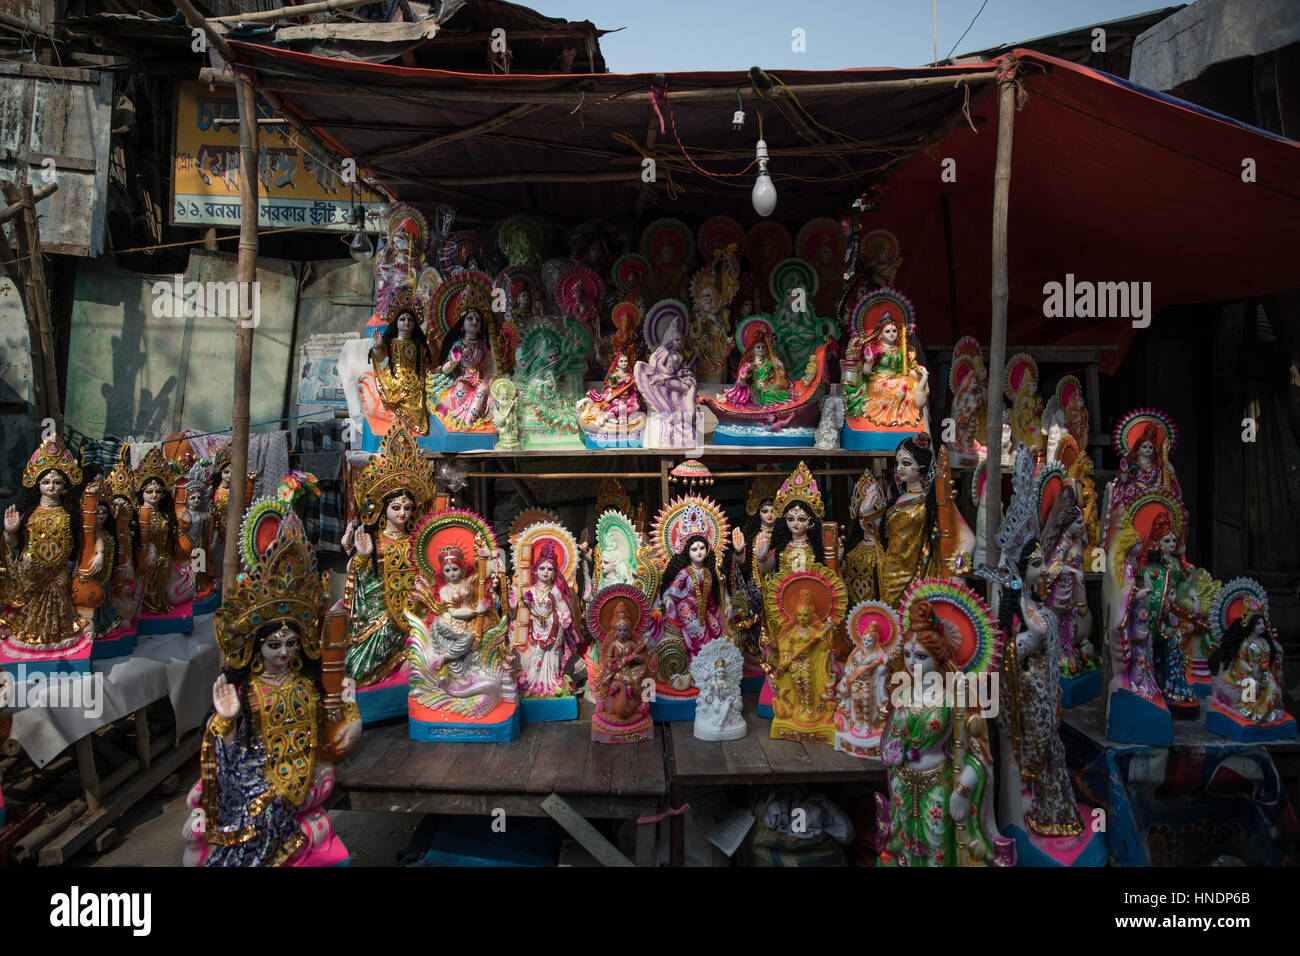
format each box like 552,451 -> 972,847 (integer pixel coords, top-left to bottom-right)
225,43 -> 1300,372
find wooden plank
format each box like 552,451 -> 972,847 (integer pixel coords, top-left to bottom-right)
754,723 -> 815,774
522,720 -> 567,793
631,735 -> 667,793
404,737 -> 465,791
550,720 -> 593,791
580,734 -> 615,793
344,789 -> 657,819
541,793 -> 634,867
335,724 -> 403,786
719,729 -> 770,777
73,736 -> 100,812
439,737 -> 493,792
667,721 -> 726,778
482,723 -> 543,793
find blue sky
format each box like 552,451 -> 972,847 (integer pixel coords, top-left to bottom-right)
535,0 -> 1177,73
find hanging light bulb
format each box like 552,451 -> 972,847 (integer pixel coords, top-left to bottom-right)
751,139 -> 777,217
346,206 -> 373,262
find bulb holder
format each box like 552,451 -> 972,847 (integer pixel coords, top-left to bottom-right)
732,109 -> 745,131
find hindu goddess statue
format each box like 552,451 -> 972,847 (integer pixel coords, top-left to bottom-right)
134,448 -> 194,618
1003,353 -> 1044,462
586,583 -> 654,744
509,519 -> 583,704
342,424 -> 433,688
429,278 -> 498,431
1207,582 -> 1292,737
370,288 -> 434,435
577,351 -> 645,444
876,434 -> 942,608
763,561 -> 846,745
634,304 -> 698,449
845,471 -> 886,604
185,512 -> 361,866
722,319 -> 789,409
876,581 -> 1014,867
1138,502 -> 1200,718
834,602 -> 899,756
1106,409 -> 1181,541
1038,472 -> 1097,679
842,307 -> 929,430
0,437 -> 92,651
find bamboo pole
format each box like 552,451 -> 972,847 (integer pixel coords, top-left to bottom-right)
983,64 -> 1018,572
0,181 -> 56,226
210,0 -> 380,24
5,182 -> 61,422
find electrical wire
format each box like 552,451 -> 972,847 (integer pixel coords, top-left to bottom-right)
946,0 -> 992,62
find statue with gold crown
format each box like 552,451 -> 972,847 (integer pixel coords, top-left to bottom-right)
644,493 -> 731,720
368,288 -> 435,438
207,445 -> 256,587
845,471 -> 886,604
841,290 -> 930,451
876,579 -> 1014,867
86,448 -> 145,656
425,270 -> 502,451
762,558 -> 846,746
728,474 -> 782,689
405,508 -> 520,741
1206,578 -> 1295,741
342,424 -> 434,721
182,511 -> 361,867
132,447 -> 195,634
0,435 -> 94,675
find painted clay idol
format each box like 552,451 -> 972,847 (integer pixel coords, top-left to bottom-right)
845,471 -> 886,604
763,560 -> 846,746
796,217 -> 846,318
342,424 -> 433,722
946,336 -> 988,465
1179,567 -> 1220,696
1135,496 -> 1200,720
746,220 -> 792,312
369,288 -> 434,437
1043,374 -> 1088,465
1103,491 -> 1178,745
980,446 -> 1103,867
425,271 -> 500,450
687,251 -> 739,382
183,512 -> 360,867
841,289 -> 930,451
1036,464 -> 1101,706
1055,435 -> 1101,551
494,265 -> 546,375
496,214 -> 544,270
729,474 -> 782,680
645,494 -> 731,720
641,218 -> 694,301
1003,353 -> 1044,463
690,638 -> 746,741
1206,579 -> 1295,741
514,317 -> 583,449
703,315 -> 831,447
182,457 -> 220,616
835,601 -> 900,756
510,519 -> 583,721
860,228 -> 902,289
406,509 -> 519,741
577,350 -> 645,448
769,258 -> 836,374
0,436 -> 94,675
133,448 -> 194,635
635,301 -> 699,450
587,584 -> 654,744
876,579 -> 1014,868
375,202 -> 428,315
556,263 -> 605,350
1105,408 -> 1181,543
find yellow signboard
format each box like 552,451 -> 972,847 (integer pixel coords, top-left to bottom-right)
172,80 -> 387,231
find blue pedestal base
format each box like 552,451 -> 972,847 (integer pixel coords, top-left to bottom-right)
357,681 -> 410,724
1,654 -> 92,680
1205,707 -> 1297,742
841,424 -> 922,451
193,589 -> 222,616
1107,687 -> 1173,746
710,423 -> 816,447
649,695 -> 697,722
521,695 -> 578,723
757,701 -> 774,719
1190,677 -> 1213,699
137,613 -> 192,636
582,431 -> 643,449
409,705 -> 521,742
92,631 -> 136,660
1060,668 -> 1102,708
1007,824 -> 1107,868
361,417 -> 497,453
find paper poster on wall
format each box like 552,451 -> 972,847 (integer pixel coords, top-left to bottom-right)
297,332 -> 359,406
172,81 -> 388,231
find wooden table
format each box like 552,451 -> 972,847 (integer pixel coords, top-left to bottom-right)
663,693 -> 885,865
332,699 -> 666,866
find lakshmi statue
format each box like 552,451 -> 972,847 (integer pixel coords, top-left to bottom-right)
0,436 -> 93,661
586,584 -> 654,744
370,288 -> 434,436
634,302 -> 698,450
134,448 -> 195,629
978,447 -> 1095,863
1206,580 -> 1294,740
645,495 -> 730,712
406,508 -> 519,740
577,351 -> 645,448
1037,470 -> 1098,688
946,336 -> 988,464
845,471 -> 886,604
722,319 -> 789,409
1103,491 -> 1179,744
834,601 -> 899,756
876,580 -> 1014,867
510,518 -> 583,719
342,424 -> 433,714
689,638 -> 746,741
1003,353 -> 1045,463
842,292 -> 928,431
763,561 -> 846,745
1105,408 -> 1181,542
427,273 -> 499,434
184,511 -> 361,867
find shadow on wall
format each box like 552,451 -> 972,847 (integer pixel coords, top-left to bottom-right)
100,293 -> 177,440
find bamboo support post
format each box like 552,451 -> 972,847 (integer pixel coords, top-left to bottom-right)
983,63 -> 1018,572
14,799 -> 87,863
211,0 -> 380,24
0,181 -> 56,225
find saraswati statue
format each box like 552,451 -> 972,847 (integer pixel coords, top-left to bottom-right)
406,508 -> 520,741
369,288 -> 434,438
635,301 -> 699,450
183,511 -> 361,867
426,270 -> 500,450
841,289 -> 930,451
1206,578 -> 1295,741
510,517 -> 583,721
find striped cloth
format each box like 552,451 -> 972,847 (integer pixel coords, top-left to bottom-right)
292,421 -> 347,552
